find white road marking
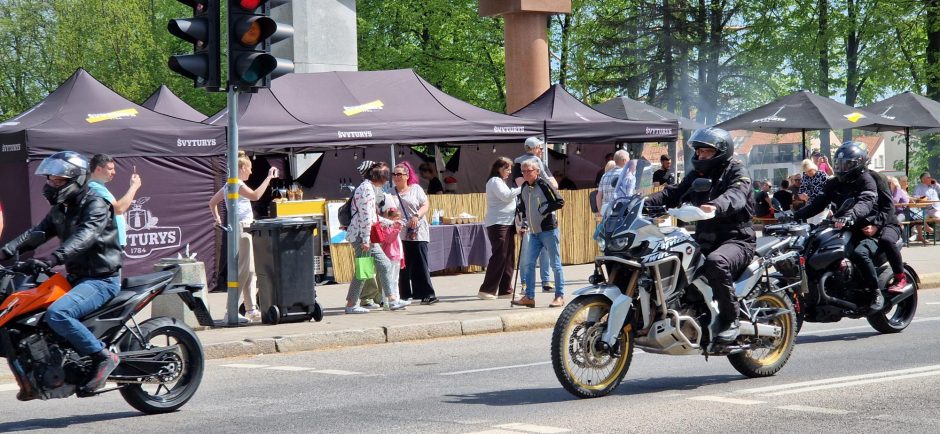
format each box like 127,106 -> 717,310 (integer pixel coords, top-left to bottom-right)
0,383 -> 18,392
220,363 -> 269,369
926,302 -> 940,305
264,366 -> 312,371
761,370 -> 940,396
777,405 -> 853,415
310,369 -> 361,376
800,316 -> 940,335
462,430 -> 520,434
736,364 -> 940,395
687,395 -> 765,405
440,361 -> 551,376
493,423 -> 571,433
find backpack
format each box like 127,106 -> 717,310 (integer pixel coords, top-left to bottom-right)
337,185 -> 359,227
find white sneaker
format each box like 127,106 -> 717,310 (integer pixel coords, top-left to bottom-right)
345,306 -> 369,314
388,300 -> 408,311
477,292 -> 496,300
245,309 -> 262,323
395,298 -> 412,306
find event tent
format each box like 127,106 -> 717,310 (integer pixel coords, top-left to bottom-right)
141,85 -> 207,122
593,96 -> 705,131
511,84 -> 679,144
0,69 -> 226,280
206,69 -> 545,151
863,92 -> 940,175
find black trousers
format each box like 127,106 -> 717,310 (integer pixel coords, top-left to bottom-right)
878,225 -> 903,275
479,224 -> 516,295
399,240 -> 436,299
701,240 -> 755,323
851,238 -> 880,291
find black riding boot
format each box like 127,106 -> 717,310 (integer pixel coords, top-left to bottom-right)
79,348 -> 119,397
869,288 -> 885,313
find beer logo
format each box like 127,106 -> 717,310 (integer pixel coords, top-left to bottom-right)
751,106 -> 787,124
124,197 -> 182,259
86,108 -> 138,124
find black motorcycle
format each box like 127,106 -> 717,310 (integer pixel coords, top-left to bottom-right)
761,211 -> 919,334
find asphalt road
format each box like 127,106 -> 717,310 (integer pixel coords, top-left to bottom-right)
2,292 -> 940,433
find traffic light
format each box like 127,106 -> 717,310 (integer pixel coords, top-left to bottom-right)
168,1 -> 221,91
228,0 -> 294,92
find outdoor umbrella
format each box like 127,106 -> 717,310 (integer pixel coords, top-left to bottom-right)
593,96 -> 705,131
863,91 -> 940,175
715,90 -> 909,159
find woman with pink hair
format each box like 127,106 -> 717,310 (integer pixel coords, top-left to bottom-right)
391,162 -> 438,304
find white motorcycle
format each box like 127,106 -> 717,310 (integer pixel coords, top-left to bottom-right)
552,177 -> 797,398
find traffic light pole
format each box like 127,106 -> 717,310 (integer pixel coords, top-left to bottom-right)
225,87 -> 241,326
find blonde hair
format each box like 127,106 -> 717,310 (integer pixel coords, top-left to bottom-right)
801,159 -> 818,173
887,175 -> 901,190
238,156 -> 251,170
604,161 -> 616,172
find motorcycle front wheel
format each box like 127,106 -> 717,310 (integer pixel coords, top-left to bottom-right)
118,317 -> 205,414
551,295 -> 633,398
728,292 -> 796,378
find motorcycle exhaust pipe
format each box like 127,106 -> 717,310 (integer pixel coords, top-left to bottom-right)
738,321 -> 782,338
817,271 -> 860,311
888,282 -> 916,305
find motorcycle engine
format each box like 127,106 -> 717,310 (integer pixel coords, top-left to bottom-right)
826,259 -> 855,297
17,333 -> 78,399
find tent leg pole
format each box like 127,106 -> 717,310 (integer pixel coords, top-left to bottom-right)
802,130 -> 806,160
225,87 -> 241,327
906,128 -> 911,177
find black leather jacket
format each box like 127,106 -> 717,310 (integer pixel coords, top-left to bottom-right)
795,170 -> 898,234
646,160 -> 756,252
3,188 -> 122,278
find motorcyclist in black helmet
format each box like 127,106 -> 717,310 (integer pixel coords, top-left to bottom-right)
646,127 -> 756,343
0,151 -> 123,399
794,141 -> 903,312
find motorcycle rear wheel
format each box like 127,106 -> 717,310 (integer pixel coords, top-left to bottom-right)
552,295 -> 633,398
728,292 -> 796,378
118,317 -> 205,414
868,270 -> 918,334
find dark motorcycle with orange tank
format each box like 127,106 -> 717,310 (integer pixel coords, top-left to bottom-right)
0,233 -> 213,413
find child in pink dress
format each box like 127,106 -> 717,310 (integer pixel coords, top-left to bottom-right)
379,207 -> 405,270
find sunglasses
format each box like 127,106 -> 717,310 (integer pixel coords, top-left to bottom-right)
393,173 -> 408,177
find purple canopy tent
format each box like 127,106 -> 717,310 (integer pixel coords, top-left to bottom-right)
141,85 -> 207,122
0,69 -> 226,282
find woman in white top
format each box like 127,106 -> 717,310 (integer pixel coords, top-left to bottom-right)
209,152 -> 276,323
478,157 -> 522,299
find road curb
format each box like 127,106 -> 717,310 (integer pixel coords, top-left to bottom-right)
199,278 -> 940,361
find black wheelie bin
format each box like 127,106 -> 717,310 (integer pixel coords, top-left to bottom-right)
248,217 -> 324,324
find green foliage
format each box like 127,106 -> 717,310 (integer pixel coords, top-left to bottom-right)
357,0 -> 507,112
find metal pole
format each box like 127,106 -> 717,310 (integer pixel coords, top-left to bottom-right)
905,127 -> 911,177
801,129 -> 807,160
390,144 -> 396,168
225,87 -> 241,326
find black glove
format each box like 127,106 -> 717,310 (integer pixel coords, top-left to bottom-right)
774,210 -> 796,223
0,246 -> 13,261
15,255 -> 59,275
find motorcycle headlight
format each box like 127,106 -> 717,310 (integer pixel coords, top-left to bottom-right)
609,236 -> 630,251
596,237 -> 606,251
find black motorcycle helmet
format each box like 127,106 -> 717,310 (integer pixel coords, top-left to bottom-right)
833,141 -> 869,182
689,127 -> 734,174
36,151 -> 89,205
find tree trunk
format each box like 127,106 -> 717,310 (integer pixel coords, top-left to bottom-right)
926,0 -> 940,174
695,0 -> 708,124
843,0 -> 860,141
817,0 -> 832,156
558,14 -> 572,88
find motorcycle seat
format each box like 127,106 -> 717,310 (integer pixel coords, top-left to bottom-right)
122,270 -> 176,290
755,236 -> 788,257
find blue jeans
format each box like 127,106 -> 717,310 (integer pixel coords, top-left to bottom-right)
45,276 -> 120,356
519,233 -> 550,287
523,229 -> 564,299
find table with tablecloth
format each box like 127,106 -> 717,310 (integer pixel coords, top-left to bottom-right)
427,223 -> 491,272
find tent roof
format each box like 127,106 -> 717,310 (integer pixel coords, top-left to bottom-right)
0,69 -> 225,159
593,96 -> 705,131
862,91 -> 940,130
715,90 -> 909,133
511,84 -> 679,143
141,85 -> 207,122
207,69 -> 543,151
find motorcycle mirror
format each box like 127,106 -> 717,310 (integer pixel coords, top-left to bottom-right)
691,178 -> 712,193
835,198 -> 856,214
